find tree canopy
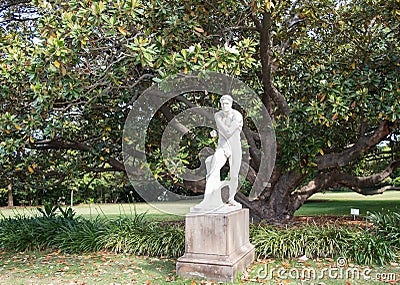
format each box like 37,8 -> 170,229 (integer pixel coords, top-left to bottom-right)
1,0 -> 399,220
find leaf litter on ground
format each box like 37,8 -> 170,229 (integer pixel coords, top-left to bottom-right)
0,250 -> 399,284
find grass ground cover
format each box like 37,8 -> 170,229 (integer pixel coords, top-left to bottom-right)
0,191 -> 399,220
0,250 -> 398,285
0,191 -> 399,284
246,258 -> 400,285
296,191 -> 400,217
0,200 -> 198,221
0,250 -> 176,285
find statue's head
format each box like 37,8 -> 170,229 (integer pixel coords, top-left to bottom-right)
220,95 -> 233,112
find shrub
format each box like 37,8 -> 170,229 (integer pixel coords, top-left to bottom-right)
37,203 -> 59,218
0,210 -> 184,258
250,224 -> 355,260
368,210 -> 400,249
100,214 -> 184,257
0,209 -> 397,264
250,222 -> 396,265
350,232 -> 397,265
49,217 -> 106,253
0,215 -> 66,251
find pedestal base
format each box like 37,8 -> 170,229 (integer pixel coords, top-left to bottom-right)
190,202 -> 242,214
176,209 -> 255,282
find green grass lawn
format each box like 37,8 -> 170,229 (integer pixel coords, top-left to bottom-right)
0,200 -> 199,221
296,190 -> 400,217
0,191 -> 398,220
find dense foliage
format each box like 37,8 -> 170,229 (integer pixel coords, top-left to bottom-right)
0,0 -> 399,220
0,209 -> 185,257
251,223 -> 397,266
0,209 -> 398,265
368,210 -> 400,250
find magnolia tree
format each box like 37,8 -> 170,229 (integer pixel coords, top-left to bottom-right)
0,0 -> 399,220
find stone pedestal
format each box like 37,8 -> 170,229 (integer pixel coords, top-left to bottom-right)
176,209 -> 255,282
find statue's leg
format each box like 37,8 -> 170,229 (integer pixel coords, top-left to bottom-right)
191,153 -> 226,212
195,149 -> 227,210
204,149 -> 226,196
205,155 -> 213,176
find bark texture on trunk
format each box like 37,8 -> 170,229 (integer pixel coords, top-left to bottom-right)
242,120 -> 399,222
7,184 -> 13,208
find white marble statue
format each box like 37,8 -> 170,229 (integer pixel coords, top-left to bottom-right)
191,95 -> 243,213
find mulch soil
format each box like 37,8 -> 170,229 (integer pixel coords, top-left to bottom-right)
160,215 -> 372,229
293,215 -> 369,227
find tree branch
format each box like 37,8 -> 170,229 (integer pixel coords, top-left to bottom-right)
239,0 -> 262,32
256,11 -> 290,117
0,0 -> 31,12
291,160 -> 400,210
222,26 -> 258,32
317,120 -> 393,170
242,124 -> 261,169
352,185 -> 400,195
336,160 -> 400,192
33,139 -> 91,152
271,85 -> 290,116
32,138 -> 126,172
0,16 -> 39,23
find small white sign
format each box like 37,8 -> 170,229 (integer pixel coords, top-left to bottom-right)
351,208 -> 360,216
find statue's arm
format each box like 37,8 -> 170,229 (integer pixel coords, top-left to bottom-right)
215,112 -> 243,139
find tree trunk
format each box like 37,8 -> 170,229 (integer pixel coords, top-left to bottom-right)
238,157 -> 400,222
236,169 -> 306,222
7,184 -> 13,208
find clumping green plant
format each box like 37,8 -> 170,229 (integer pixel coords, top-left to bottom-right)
0,210 -> 185,258
100,215 -> 150,254
49,217 -> 106,253
0,210 -> 397,265
100,214 -> 184,257
58,206 -> 76,220
37,204 -> 77,220
37,203 -> 59,218
0,215 -> 66,251
250,224 -> 355,260
250,222 -> 397,266
350,232 -> 397,266
368,210 -> 400,249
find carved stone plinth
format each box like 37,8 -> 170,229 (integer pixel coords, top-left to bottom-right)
176,209 -> 255,282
